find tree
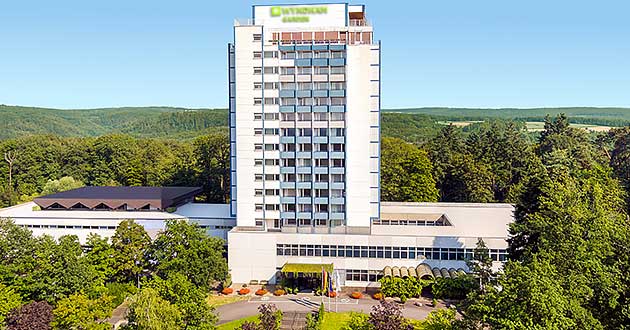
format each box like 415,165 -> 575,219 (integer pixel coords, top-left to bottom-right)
193,133 -> 230,203
418,308 -> 456,330
380,137 -> 439,202
368,300 -> 413,330
51,293 -> 113,330
29,235 -> 99,302
111,220 -> 151,286
147,220 -> 228,289
0,219 -> 37,298
146,274 -> 217,330
0,283 -> 22,326
466,238 -> 493,293
126,288 -> 181,330
84,233 -> 116,284
40,176 -> 84,196
6,301 -> 53,330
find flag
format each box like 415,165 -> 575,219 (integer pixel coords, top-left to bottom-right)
328,273 -> 333,294
322,268 -> 327,293
335,270 -> 341,293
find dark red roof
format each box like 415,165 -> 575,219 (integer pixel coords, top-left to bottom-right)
34,186 -> 202,210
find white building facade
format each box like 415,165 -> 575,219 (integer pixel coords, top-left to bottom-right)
227,3 -> 514,286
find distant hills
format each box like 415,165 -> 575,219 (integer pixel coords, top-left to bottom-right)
0,105 -> 628,140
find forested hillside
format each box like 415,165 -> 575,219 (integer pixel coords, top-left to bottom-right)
386,107 -> 630,126
2,104 -> 629,140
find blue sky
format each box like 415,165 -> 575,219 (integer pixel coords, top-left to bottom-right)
1,0 -> 629,109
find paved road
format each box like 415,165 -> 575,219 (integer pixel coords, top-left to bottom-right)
215,294 -> 436,325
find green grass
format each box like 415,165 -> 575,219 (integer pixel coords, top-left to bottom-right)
321,312 -> 354,329
216,315 -> 259,330
206,294 -> 248,308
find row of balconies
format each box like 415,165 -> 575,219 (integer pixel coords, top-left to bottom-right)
279,105 -> 346,113
294,58 -> 346,67
279,74 -> 345,83
279,196 -> 345,204
279,166 -> 345,175
279,182 -> 345,189
279,89 -> 346,98
280,211 -> 346,220
280,151 -> 345,159
279,44 -> 346,51
279,136 -> 345,144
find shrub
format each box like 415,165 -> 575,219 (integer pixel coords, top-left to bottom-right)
258,304 -> 282,330
222,287 -> 234,295
255,289 -> 268,296
431,276 -> 477,300
372,292 -> 383,300
327,291 -> 337,298
274,289 -> 285,296
350,292 -> 362,299
238,288 -> 251,295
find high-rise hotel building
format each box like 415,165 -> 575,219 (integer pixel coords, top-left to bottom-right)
228,3 -> 380,230
227,3 -> 513,286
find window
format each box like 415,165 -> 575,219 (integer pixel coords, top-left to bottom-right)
298,113 -> 312,121
297,67 -> 312,75
298,82 -> 312,90
283,158 -> 296,167
331,174 -> 345,182
314,67 -> 329,75
265,189 -> 280,196
265,204 -> 280,211
264,113 -> 279,120
264,82 -> 279,89
264,97 -> 279,105
254,128 -> 263,135
281,51 -> 296,60
265,128 -> 279,135
331,113 -> 345,121
298,128 -> 312,136
330,98 -> 345,106
265,159 -> 279,166
315,174 -> 328,182
254,144 -> 263,151
254,113 -> 263,120
253,51 -> 262,59
253,34 -> 262,41
331,51 -> 345,58
297,158 -> 312,167
281,82 -> 296,89
265,174 -> 280,181
254,82 -> 262,90
281,112 -> 296,121
255,159 -> 263,166
264,67 -> 278,74
280,67 -> 295,75
264,51 -> 278,58
315,159 -> 329,167
255,189 -> 263,197
315,82 -> 329,90
254,98 -> 262,105
264,144 -> 278,151
255,174 -> 263,181
255,204 -> 263,211
330,67 -> 345,74
331,128 -> 345,136
254,67 -> 262,75
315,143 -> 328,152
331,144 -> 345,152
332,159 -> 345,167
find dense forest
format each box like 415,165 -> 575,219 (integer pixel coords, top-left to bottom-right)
2,104 -> 629,139
1,108 -> 630,328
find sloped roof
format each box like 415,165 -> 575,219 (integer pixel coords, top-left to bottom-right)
34,186 -> 202,210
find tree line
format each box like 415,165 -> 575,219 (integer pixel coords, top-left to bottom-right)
0,133 -> 229,207
0,218 -> 228,329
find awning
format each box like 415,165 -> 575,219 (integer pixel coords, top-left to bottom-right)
382,265 -> 468,280
281,263 -> 333,274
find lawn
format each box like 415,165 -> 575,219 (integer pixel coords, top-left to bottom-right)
216,315 -> 259,330
321,312 -> 354,329
206,294 -> 248,308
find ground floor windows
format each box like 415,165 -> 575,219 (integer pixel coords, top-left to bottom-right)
276,243 -> 508,261
345,269 -> 383,282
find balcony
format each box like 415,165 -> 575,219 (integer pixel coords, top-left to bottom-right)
313,90 -> 328,98
295,59 -> 312,67
296,90 -> 312,98
279,90 -> 296,97
280,166 -> 295,174
312,58 -> 328,67
329,89 -> 346,97
296,105 -> 312,113
279,105 -> 296,113
330,58 -> 346,67
313,105 -> 328,112
279,136 -> 295,144
330,105 -> 346,112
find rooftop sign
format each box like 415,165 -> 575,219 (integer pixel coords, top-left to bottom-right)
254,4 -> 346,28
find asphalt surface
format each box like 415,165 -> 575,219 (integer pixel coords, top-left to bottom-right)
215,293 -> 438,325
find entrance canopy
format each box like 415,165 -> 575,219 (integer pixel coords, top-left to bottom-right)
281,263 -> 333,274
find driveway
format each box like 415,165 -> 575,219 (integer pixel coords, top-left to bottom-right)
215,294 -> 437,325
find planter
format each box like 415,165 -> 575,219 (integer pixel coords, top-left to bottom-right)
372,292 -> 383,300
238,288 -> 251,295
255,289 -> 268,296
274,289 -> 286,296
221,288 -> 234,295
327,291 -> 337,298
350,292 -> 362,299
